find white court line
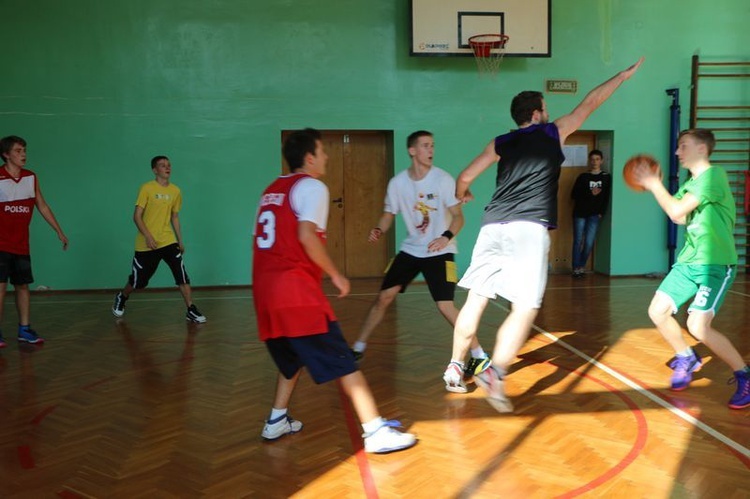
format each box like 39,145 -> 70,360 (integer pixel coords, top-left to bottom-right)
29,295 -> 251,305
27,289 -> 410,306
488,300 -> 750,458
25,284 -> 750,306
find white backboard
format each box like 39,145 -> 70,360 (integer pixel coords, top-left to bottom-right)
410,0 -> 551,57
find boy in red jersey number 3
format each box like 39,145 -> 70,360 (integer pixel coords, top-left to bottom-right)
252,128 -> 416,453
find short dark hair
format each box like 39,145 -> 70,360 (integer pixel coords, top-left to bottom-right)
151,155 -> 169,169
0,135 -> 26,163
283,128 -> 322,171
589,149 -> 603,159
510,91 -> 544,126
407,130 -> 433,149
678,129 -> 716,156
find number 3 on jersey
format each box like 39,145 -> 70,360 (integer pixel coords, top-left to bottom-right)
256,211 -> 276,249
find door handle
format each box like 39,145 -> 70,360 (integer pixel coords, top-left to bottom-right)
331,197 -> 343,203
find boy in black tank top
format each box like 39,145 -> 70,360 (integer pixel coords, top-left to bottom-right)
442,58 -> 645,412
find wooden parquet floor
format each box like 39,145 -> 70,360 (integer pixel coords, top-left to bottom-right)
0,275 -> 748,498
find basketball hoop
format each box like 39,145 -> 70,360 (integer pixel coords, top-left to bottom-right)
468,34 -> 509,78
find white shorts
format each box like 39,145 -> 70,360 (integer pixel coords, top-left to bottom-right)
458,221 -> 550,309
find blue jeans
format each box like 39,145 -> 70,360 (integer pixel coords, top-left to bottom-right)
572,215 -> 601,270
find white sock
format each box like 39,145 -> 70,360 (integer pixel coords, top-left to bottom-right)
269,407 -> 287,421
362,417 -> 385,434
353,341 -> 367,353
449,359 -> 465,368
676,348 -> 693,357
470,347 -> 487,359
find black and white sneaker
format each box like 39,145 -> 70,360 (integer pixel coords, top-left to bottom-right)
186,304 -> 207,323
112,292 -> 128,318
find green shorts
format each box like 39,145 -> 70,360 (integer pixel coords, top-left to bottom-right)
657,264 -> 735,314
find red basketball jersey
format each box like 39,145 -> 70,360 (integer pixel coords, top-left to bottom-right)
0,168 -> 36,254
252,174 -> 336,340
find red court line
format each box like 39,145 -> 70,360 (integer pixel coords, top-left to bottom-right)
30,405 -> 57,426
336,379 -> 379,499
572,350 -> 750,469
535,331 -> 750,469
17,445 -> 35,469
551,361 -> 649,498
81,376 -> 116,391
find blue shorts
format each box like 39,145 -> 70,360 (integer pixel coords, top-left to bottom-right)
265,321 -> 358,384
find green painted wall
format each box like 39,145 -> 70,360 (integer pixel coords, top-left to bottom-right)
2,0 -> 748,290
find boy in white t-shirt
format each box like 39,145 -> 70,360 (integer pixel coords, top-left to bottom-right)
351,131 -> 488,392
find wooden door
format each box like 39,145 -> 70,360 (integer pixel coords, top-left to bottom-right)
549,131 -> 596,273
281,130 -> 393,278
319,133 -> 346,271
341,132 -> 394,277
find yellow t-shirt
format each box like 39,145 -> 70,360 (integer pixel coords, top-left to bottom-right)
134,180 -> 182,251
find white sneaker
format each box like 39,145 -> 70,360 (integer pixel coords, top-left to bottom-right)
363,420 -> 417,454
261,414 -> 303,440
473,367 -> 513,413
443,362 -> 468,393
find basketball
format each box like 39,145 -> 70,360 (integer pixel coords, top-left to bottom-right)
622,154 -> 661,192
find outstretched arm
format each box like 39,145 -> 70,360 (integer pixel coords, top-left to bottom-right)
555,57 -> 644,144
456,140 -> 500,200
34,184 -> 68,250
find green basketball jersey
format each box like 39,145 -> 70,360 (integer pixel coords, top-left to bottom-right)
676,166 -> 737,265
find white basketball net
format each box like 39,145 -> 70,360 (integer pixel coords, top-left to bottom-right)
469,34 -> 508,78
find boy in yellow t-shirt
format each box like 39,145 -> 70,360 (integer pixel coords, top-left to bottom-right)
111,156 -> 206,323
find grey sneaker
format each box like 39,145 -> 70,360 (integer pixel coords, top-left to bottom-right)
474,366 -> 513,413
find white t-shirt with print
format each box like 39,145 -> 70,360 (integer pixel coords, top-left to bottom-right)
384,166 -> 460,258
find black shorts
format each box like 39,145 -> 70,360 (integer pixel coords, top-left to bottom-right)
381,251 -> 457,301
128,243 -> 190,289
265,321 -> 358,384
0,252 -> 33,285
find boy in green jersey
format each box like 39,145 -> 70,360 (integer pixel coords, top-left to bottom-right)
634,129 -> 749,409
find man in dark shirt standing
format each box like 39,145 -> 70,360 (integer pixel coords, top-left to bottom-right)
442,58 -> 644,413
571,149 -> 611,277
